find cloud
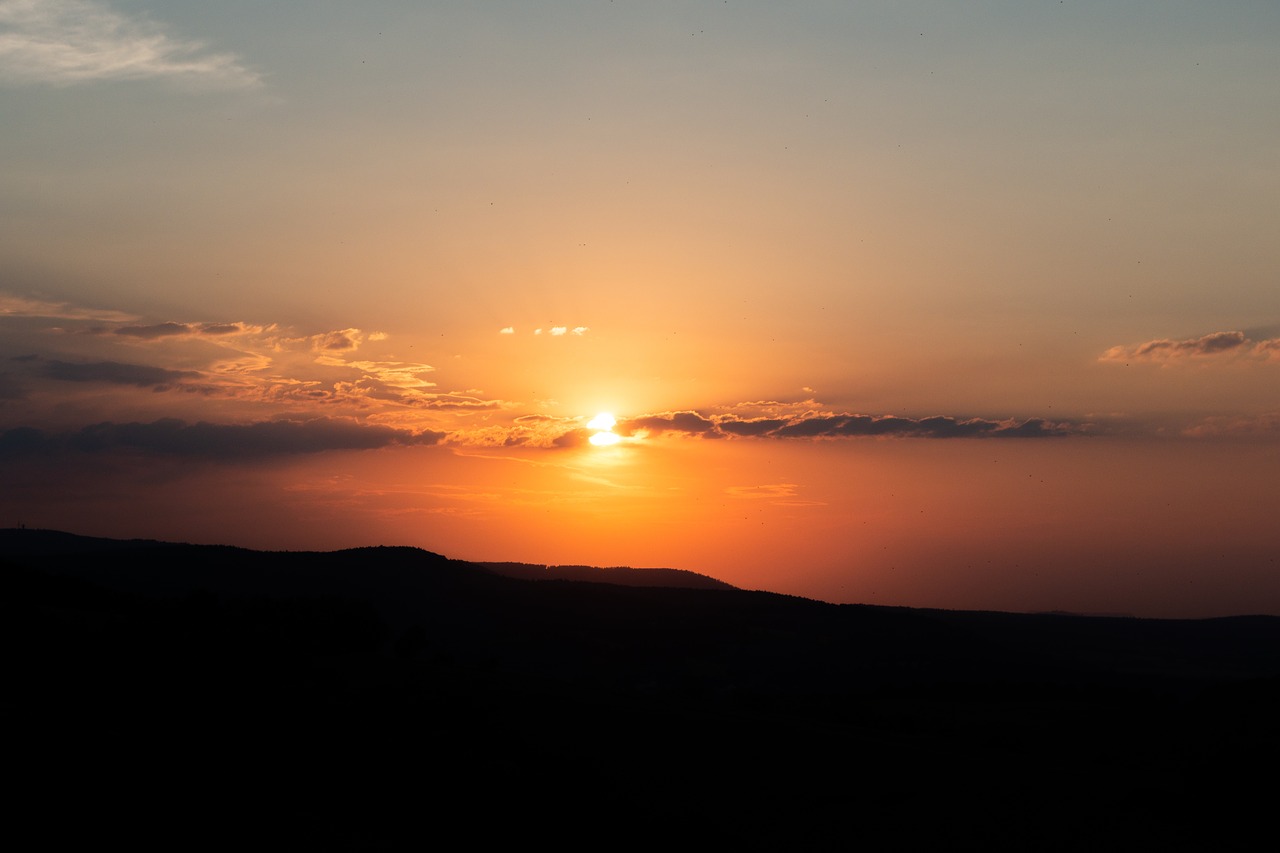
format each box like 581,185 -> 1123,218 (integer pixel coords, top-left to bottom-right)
114,321 -> 255,339
445,406 -> 1082,450
622,409 -> 1079,441
0,417 -> 444,460
499,327 -> 515,335
444,414 -> 592,449
312,328 -> 365,353
716,417 -> 789,437
4,295 -> 522,438
1100,331 -> 1280,364
723,482 -> 826,506
0,0 -> 261,89
619,411 -> 720,438
340,360 -> 436,390
114,321 -> 191,339
0,291 -> 136,323
39,358 -> 198,387
1183,412 -> 1280,439
1254,339 -> 1280,363
725,483 -> 799,499
531,326 -> 588,337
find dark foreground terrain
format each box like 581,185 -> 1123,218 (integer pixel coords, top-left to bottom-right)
4,529 -> 1278,849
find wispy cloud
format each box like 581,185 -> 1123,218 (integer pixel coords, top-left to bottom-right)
724,482 -> 825,507
1100,331 -> 1280,365
0,291 -> 137,323
0,0 -> 260,89
725,483 -> 799,499
4,294 -> 514,430
1183,412 -> 1280,439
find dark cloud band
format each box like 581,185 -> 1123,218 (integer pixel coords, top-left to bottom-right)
40,359 -> 199,387
618,411 -> 1077,441
0,418 -> 444,460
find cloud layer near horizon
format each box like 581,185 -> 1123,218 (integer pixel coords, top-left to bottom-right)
618,410 -> 1078,441
1100,331 -> 1280,365
0,417 -> 443,460
9,290 -> 1280,460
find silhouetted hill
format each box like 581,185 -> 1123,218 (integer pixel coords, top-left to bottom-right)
3,528 -> 1277,849
479,559 -> 737,590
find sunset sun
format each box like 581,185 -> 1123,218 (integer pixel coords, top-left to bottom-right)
587,412 -> 621,446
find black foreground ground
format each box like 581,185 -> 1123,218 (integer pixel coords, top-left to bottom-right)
4,529 -> 1277,850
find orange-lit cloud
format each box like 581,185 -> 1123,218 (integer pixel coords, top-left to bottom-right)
1,296 -> 518,437
1183,412 -> 1280,439
445,414 -> 590,449
1254,339 -> 1280,363
311,328 -> 369,353
1100,331 -> 1280,365
0,292 -> 136,323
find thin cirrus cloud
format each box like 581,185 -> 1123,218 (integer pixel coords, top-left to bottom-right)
1100,331 -> 1280,364
0,0 -> 260,89
1183,412 -> 1280,439
0,291 -> 137,323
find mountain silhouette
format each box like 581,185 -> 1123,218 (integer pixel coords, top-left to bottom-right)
4,528 -> 1277,849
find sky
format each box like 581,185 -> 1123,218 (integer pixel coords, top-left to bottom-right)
2,0 -> 1279,618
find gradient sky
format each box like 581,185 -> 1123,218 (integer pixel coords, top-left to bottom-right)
3,1 -> 1279,617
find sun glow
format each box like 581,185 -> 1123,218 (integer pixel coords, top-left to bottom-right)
587,412 -> 621,446
587,413 -> 616,431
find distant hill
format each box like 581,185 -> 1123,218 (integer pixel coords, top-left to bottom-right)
3,527 -> 1278,849
478,559 -> 737,590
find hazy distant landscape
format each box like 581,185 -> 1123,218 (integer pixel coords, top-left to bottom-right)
5,528 -> 1277,848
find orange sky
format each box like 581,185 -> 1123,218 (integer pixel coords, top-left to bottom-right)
2,1 -> 1279,616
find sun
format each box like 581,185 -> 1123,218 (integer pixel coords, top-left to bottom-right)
587,412 -> 621,446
